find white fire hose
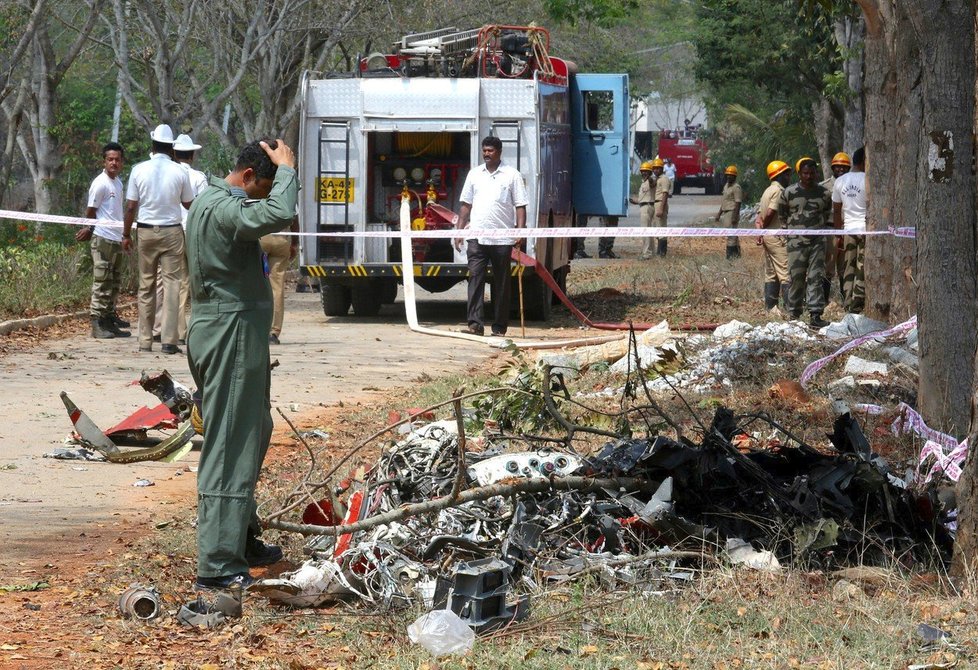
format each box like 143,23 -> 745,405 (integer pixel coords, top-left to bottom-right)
397,195 -> 624,350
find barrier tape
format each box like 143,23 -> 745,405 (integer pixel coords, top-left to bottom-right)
799,316 -> 917,388
0,207 -> 916,240
854,401 -> 967,483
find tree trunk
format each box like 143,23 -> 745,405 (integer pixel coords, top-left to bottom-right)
813,98 -> 843,180
952,1 -> 978,586
835,14 -> 866,151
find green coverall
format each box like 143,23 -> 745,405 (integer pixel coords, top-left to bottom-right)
185,167 -> 298,578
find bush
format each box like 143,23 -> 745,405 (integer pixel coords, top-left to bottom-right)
0,239 -> 136,319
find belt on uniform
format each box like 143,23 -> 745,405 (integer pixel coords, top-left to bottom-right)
639,202 -> 653,206
136,222 -> 181,230
193,300 -> 271,314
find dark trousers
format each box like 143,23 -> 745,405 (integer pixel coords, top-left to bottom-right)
467,240 -> 512,334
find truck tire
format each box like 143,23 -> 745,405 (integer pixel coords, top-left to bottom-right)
379,279 -> 398,304
518,273 -> 552,321
351,283 -> 382,316
322,284 -> 351,316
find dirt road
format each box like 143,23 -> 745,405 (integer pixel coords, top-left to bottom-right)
0,194 -> 719,580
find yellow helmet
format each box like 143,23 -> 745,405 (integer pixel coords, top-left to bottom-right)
724,165 -> 738,176
831,152 -> 851,167
795,156 -> 814,174
766,160 -> 789,180
651,157 -> 665,169
640,160 -> 654,172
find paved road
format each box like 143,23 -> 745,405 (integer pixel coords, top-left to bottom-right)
0,193 -> 720,577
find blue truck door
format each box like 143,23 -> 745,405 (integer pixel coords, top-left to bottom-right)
571,73 -> 629,217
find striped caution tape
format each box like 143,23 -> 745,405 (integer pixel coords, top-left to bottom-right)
0,208 -> 916,240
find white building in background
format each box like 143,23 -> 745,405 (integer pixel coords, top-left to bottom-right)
631,93 -> 708,134
630,94 -> 709,171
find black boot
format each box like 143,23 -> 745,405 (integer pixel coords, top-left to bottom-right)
726,244 -> 741,260
103,316 -> 131,337
763,281 -> 779,310
91,316 -> 115,339
780,283 -> 791,312
109,313 -> 131,329
656,238 -> 668,256
810,312 -> 829,329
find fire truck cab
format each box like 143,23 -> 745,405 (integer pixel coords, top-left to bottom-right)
297,26 -> 629,319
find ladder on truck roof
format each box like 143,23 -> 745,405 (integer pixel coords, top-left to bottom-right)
317,120 -> 353,263
396,27 -> 481,56
490,120 -> 523,172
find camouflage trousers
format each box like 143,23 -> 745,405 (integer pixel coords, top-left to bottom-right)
720,210 -> 740,256
89,235 -> 125,317
786,234 -> 827,316
842,235 -> 865,313
823,236 -> 843,280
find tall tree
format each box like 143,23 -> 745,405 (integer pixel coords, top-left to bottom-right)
0,0 -> 104,214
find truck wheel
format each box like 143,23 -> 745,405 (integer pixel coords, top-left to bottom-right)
379,279 -> 398,304
550,267 -> 567,306
518,274 -> 552,321
351,283 -> 382,316
322,284 -> 351,316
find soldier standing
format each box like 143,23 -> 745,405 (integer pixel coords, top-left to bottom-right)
632,161 -> 656,259
186,139 -> 297,590
651,157 -> 671,256
820,152 -> 850,302
778,157 -> 833,328
756,161 -> 792,311
715,165 -> 742,259
77,142 -> 131,339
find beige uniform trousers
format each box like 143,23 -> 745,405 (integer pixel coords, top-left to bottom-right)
154,255 -> 190,340
260,233 -> 291,337
762,235 -> 789,283
639,203 -> 654,256
136,225 -> 185,348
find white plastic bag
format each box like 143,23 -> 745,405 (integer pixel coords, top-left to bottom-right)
407,609 -> 475,657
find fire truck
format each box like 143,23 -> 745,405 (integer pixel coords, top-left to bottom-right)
654,129 -> 721,195
297,25 -> 629,319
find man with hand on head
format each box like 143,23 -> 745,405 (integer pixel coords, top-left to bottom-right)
185,138 -> 298,591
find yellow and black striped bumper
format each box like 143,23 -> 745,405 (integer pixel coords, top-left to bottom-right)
301,263 -> 526,279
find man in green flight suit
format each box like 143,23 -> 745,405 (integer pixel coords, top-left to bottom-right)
186,138 -> 298,590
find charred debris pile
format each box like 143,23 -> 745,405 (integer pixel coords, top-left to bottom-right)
259,346 -> 951,618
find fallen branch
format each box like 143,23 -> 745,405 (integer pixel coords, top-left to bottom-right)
268,475 -> 657,536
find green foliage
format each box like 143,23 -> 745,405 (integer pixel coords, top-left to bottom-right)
544,0 -> 640,28
469,351 -> 554,433
691,0 -> 841,199
0,238 -> 135,318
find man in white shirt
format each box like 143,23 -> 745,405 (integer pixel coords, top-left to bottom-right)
663,158 -> 677,189
167,133 -> 207,343
76,142 -> 130,339
832,146 -> 867,313
453,136 -> 528,336
122,124 -> 194,354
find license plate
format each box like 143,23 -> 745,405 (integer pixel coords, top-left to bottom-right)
318,177 -> 355,203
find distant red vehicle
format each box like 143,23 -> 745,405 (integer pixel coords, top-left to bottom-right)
655,129 -> 722,195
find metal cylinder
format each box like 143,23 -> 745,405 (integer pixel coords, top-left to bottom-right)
118,585 -> 162,620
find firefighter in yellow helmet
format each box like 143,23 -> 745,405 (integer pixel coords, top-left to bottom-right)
650,157 -> 670,256
820,152 -> 851,302
631,160 -> 657,259
715,165 -> 743,259
755,160 -> 791,310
